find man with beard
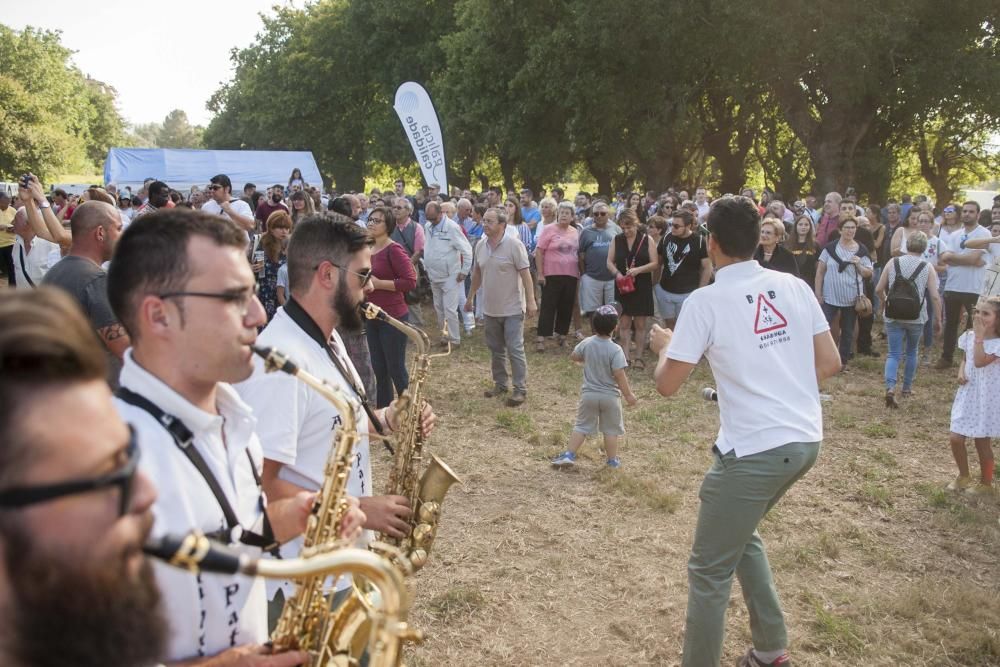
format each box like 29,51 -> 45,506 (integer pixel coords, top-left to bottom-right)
254,184 -> 289,229
0,287 -> 165,667
235,215 -> 436,626
107,210 -> 357,665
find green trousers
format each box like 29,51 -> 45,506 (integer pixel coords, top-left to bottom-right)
681,441 -> 821,667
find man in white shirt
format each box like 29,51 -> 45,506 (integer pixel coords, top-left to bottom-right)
0,288 -> 165,667
11,206 -> 60,288
937,200 -> 992,368
202,174 -> 256,233
650,196 -> 841,667
234,216 -> 436,629
694,187 -> 711,221
423,201 -> 472,347
107,209 -> 360,665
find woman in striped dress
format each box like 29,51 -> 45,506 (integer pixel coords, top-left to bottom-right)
815,217 -> 874,366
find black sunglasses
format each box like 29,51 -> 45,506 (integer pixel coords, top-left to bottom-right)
0,426 -> 139,517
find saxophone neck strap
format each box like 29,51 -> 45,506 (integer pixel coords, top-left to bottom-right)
283,296 -> 387,439
115,387 -> 278,552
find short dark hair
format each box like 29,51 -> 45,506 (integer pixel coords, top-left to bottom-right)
0,288 -> 107,487
210,174 -> 232,193
672,209 -> 695,228
963,200 -> 981,214
148,181 -> 169,198
108,209 -> 248,338
706,196 -> 760,259
53,188 -> 67,199
369,205 -> 394,236
287,215 -> 373,294
592,305 -> 620,336
243,183 -> 256,192
329,196 -> 352,217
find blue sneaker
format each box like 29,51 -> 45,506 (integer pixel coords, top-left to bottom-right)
551,451 -> 576,467
606,456 -> 622,469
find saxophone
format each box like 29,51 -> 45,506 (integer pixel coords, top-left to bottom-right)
360,303 -> 461,571
250,344 -> 420,665
145,531 -> 422,667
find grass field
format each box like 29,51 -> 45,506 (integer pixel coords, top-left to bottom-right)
383,307 -> 1000,666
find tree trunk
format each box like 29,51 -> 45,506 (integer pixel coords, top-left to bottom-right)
585,157 -> 614,199
498,153 -> 516,194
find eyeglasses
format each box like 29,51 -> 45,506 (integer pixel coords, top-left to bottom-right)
159,288 -> 257,316
327,263 -> 373,287
0,426 -> 139,518
366,217 -> 385,225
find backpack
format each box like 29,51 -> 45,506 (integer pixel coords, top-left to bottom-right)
885,257 -> 926,320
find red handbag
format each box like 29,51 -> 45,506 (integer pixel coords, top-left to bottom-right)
615,274 -> 636,294
615,234 -> 646,295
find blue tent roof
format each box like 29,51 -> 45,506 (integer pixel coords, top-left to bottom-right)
103,148 -> 322,192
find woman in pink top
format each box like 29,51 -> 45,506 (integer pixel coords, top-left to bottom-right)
365,205 -> 418,407
535,201 -> 580,352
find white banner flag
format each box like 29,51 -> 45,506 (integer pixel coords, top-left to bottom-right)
393,82 -> 447,193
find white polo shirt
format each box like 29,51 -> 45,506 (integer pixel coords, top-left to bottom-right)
234,304 -> 373,594
114,352 -> 268,661
666,260 -> 829,457
13,235 -> 61,288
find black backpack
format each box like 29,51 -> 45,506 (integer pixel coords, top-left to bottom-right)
885,258 -> 926,320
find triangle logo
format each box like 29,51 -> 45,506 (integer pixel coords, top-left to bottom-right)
753,293 -> 788,334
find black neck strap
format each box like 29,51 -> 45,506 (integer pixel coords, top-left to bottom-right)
282,297 -> 386,438
115,387 -> 277,551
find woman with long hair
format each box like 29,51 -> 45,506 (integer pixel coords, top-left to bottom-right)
786,214 -> 819,287
288,190 -> 314,225
256,210 -> 292,322
607,208 -> 656,369
287,167 -> 307,191
617,191 -> 647,224
890,207 -> 924,257
365,205 -> 418,407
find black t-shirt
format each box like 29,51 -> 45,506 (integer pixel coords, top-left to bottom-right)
658,233 -> 707,294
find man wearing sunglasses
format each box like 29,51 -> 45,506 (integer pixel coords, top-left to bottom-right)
236,215 -> 436,632
202,174 -> 255,233
0,287 -> 165,667
108,209 -> 347,665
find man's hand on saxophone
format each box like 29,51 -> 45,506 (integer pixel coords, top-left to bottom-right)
380,399 -> 437,437
360,495 -> 413,539
261,462 -> 368,543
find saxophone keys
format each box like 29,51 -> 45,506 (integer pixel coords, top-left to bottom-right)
408,548 -> 428,569
417,501 -> 440,523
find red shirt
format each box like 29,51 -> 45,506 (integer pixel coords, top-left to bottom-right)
368,241 -> 417,319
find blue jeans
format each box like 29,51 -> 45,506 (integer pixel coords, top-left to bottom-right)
365,312 -> 410,408
884,320 -> 923,391
821,303 -> 857,365
921,289 -> 935,350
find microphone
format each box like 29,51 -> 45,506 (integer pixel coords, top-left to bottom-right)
701,387 -> 718,402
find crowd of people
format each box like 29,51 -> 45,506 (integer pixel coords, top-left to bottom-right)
1,165 -> 998,667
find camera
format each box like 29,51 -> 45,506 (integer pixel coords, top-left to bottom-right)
20,173 -> 30,189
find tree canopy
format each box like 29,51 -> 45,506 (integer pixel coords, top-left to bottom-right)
199,1 -> 997,201
0,25 -> 126,181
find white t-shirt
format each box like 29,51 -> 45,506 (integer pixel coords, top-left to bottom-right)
234,305 -> 373,594
944,225 -> 991,294
13,235 -> 60,288
666,260 -> 829,457
202,198 -> 254,241
115,352 -> 268,661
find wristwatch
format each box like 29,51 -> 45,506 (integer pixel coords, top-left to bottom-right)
38,200 -> 51,209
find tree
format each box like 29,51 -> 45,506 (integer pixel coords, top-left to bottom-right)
0,24 -> 125,179
157,109 -> 202,148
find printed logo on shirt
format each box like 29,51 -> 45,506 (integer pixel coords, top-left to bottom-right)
665,239 -> 691,276
747,291 -> 791,348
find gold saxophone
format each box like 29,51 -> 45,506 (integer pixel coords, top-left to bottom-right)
250,344 -> 422,665
145,531 -> 421,667
360,302 -> 461,571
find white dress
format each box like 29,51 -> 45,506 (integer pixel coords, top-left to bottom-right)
949,332 -> 1000,437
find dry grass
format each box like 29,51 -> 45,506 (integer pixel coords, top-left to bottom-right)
376,309 -> 999,666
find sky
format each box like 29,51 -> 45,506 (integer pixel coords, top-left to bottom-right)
7,0 -> 291,128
